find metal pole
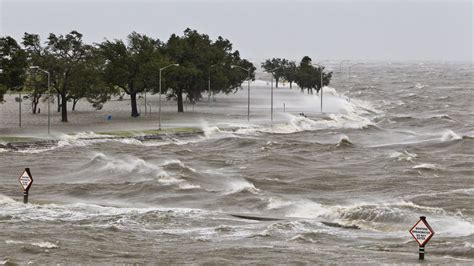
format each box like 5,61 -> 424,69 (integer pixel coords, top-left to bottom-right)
247,69 -> 250,121
19,91 -> 21,128
419,246 -> 425,260
320,69 -> 323,113
271,73 -> 274,124
208,72 -> 211,107
47,72 -> 50,134
159,69 -> 162,130
144,89 -> 147,115
23,191 -> 28,204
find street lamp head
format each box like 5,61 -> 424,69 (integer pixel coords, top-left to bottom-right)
174,64 -> 179,67
29,66 -> 39,70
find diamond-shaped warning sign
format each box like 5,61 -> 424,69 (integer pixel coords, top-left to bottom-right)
18,168 -> 33,191
409,217 -> 434,246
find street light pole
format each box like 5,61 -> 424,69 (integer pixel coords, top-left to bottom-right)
159,63 -> 179,130
247,68 -> 250,121
208,63 -> 222,108
29,66 -> 51,134
46,71 -> 50,134
268,67 -> 282,124
231,65 -> 252,121
312,63 -> 324,113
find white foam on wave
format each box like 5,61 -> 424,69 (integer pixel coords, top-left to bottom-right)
336,135 -> 354,147
178,183 -> 201,190
77,152 -> 193,186
412,163 -> 440,170
92,152 -> 161,176
1,201 -> 207,225
283,199 -> 460,232
224,179 -> 260,195
390,150 -> 417,162
161,159 -> 197,173
32,241 -> 59,249
286,200 -> 335,219
268,89 -> 378,134
0,194 -> 18,205
415,83 -> 428,89
13,131 -> 115,154
430,216 -> 474,237
440,129 -> 462,142
266,197 -> 293,210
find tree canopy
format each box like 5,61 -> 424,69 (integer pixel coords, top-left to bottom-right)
0,36 -> 28,102
261,58 -> 288,88
294,56 -> 332,94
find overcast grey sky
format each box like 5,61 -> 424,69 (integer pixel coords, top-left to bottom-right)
1,0 -> 472,62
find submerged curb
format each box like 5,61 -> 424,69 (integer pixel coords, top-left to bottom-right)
0,129 -> 205,151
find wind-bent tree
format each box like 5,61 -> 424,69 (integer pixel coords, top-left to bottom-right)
294,56 -> 332,94
23,74 -> 47,114
69,47 -> 116,111
261,58 -> 288,88
164,28 -> 255,112
0,36 -> 28,102
99,32 -> 165,117
22,33 -> 50,114
32,30 -> 94,122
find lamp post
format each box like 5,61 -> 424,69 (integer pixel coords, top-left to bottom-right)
159,63 -> 179,130
29,66 -> 51,134
268,67 -> 282,124
208,63 -> 223,108
348,63 -> 363,88
231,65 -> 251,121
312,63 -> 324,113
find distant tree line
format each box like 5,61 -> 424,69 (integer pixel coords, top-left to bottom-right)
261,56 -> 332,93
1,29 -> 332,123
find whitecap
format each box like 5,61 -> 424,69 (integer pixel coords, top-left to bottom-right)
390,150 -> 417,162
224,179 -> 259,194
413,163 -> 440,170
266,197 -> 293,210
440,130 -> 462,142
336,135 -> 354,147
31,241 -> 58,249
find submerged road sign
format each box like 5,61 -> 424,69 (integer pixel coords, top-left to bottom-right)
409,216 -> 435,260
18,168 -> 33,204
19,168 -> 33,191
409,216 -> 435,247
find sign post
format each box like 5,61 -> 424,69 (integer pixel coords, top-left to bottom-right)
409,216 -> 435,260
18,168 -> 33,204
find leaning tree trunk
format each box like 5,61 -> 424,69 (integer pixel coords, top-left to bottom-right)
61,93 -> 68,122
177,88 -> 184,113
72,98 -> 79,111
57,93 -> 61,112
130,92 -> 139,117
32,98 -> 39,114
275,77 -> 279,88
289,81 -> 293,89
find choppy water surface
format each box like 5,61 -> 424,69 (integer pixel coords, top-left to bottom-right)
0,62 -> 473,264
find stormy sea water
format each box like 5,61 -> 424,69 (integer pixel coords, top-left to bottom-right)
0,62 -> 473,264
